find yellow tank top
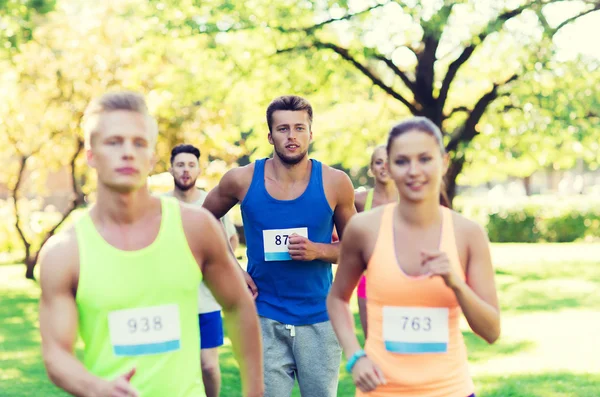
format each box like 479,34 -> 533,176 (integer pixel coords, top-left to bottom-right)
75,197 -> 204,396
359,204 -> 473,397
364,189 -> 374,211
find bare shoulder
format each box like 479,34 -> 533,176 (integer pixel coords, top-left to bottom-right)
450,210 -> 489,243
322,164 -> 354,196
355,190 -> 368,200
222,163 -> 254,188
345,205 -> 384,240
39,225 -> 79,291
180,203 -> 218,232
179,203 -> 231,272
322,164 -> 352,185
211,163 -> 253,202
229,163 -> 255,178
180,203 -> 226,246
40,225 -> 78,261
354,189 -> 368,210
361,204 -> 387,228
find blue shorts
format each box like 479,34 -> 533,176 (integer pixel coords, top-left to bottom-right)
199,311 -> 224,349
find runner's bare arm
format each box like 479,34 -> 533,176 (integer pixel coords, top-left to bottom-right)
288,169 -> 356,263
354,190 -> 367,213
332,170 -> 357,239
322,170 -> 356,262
39,233 -> 138,397
453,218 -> 501,344
202,167 -> 258,297
39,235 -> 95,395
203,167 -> 247,219
329,215 -> 386,391
188,210 -> 263,397
327,216 -> 367,359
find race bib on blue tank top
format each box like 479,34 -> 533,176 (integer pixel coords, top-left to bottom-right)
262,227 -> 308,261
108,304 -> 181,356
383,306 -> 449,354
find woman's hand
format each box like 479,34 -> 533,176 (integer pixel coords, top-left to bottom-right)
352,356 -> 386,393
421,250 -> 463,289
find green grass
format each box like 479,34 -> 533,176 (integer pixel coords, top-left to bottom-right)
1,243 -> 600,396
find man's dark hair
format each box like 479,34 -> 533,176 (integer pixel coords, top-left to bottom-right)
170,144 -> 200,164
266,95 -> 313,133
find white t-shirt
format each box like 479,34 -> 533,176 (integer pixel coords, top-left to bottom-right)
163,190 -> 237,314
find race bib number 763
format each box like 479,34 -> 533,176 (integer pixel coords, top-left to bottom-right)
383,306 -> 449,354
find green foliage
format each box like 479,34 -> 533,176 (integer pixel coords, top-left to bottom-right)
487,209 -> 540,243
0,0 -> 55,52
0,200 -> 82,259
462,60 -> 600,185
1,0 -> 599,268
4,0 -> 599,190
0,1 -> 256,266
541,212 -> 589,243
0,200 -> 20,255
191,0 -> 600,196
456,195 -> 600,243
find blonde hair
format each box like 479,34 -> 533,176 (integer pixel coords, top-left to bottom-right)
370,144 -> 387,165
82,91 -> 158,149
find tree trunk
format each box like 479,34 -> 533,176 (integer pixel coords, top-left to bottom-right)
523,175 -> 532,196
11,155 -> 34,277
20,139 -> 85,279
280,2 -> 597,210
445,156 -> 466,208
25,256 -> 36,280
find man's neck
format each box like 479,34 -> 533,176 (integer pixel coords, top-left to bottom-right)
172,186 -> 201,203
269,155 -> 311,184
92,184 -> 155,224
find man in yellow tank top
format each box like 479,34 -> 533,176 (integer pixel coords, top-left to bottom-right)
327,117 -> 500,397
38,91 -> 264,397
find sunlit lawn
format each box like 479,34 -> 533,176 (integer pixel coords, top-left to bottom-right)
1,243 -> 600,396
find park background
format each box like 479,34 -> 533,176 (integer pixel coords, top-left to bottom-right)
1,0 -> 599,396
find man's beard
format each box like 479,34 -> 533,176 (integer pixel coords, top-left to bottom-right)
174,177 -> 196,192
274,146 -> 308,165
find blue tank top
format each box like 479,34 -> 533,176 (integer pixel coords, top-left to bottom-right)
241,158 -> 334,325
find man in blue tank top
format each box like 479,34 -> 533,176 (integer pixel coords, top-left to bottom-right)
203,95 -> 356,397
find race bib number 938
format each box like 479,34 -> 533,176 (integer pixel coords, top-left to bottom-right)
108,304 -> 181,356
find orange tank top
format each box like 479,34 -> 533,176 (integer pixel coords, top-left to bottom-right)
359,204 -> 474,397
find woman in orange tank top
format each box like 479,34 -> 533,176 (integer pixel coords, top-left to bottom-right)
327,117 -> 500,397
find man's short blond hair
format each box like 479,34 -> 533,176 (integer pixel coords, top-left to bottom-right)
82,91 -> 159,149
